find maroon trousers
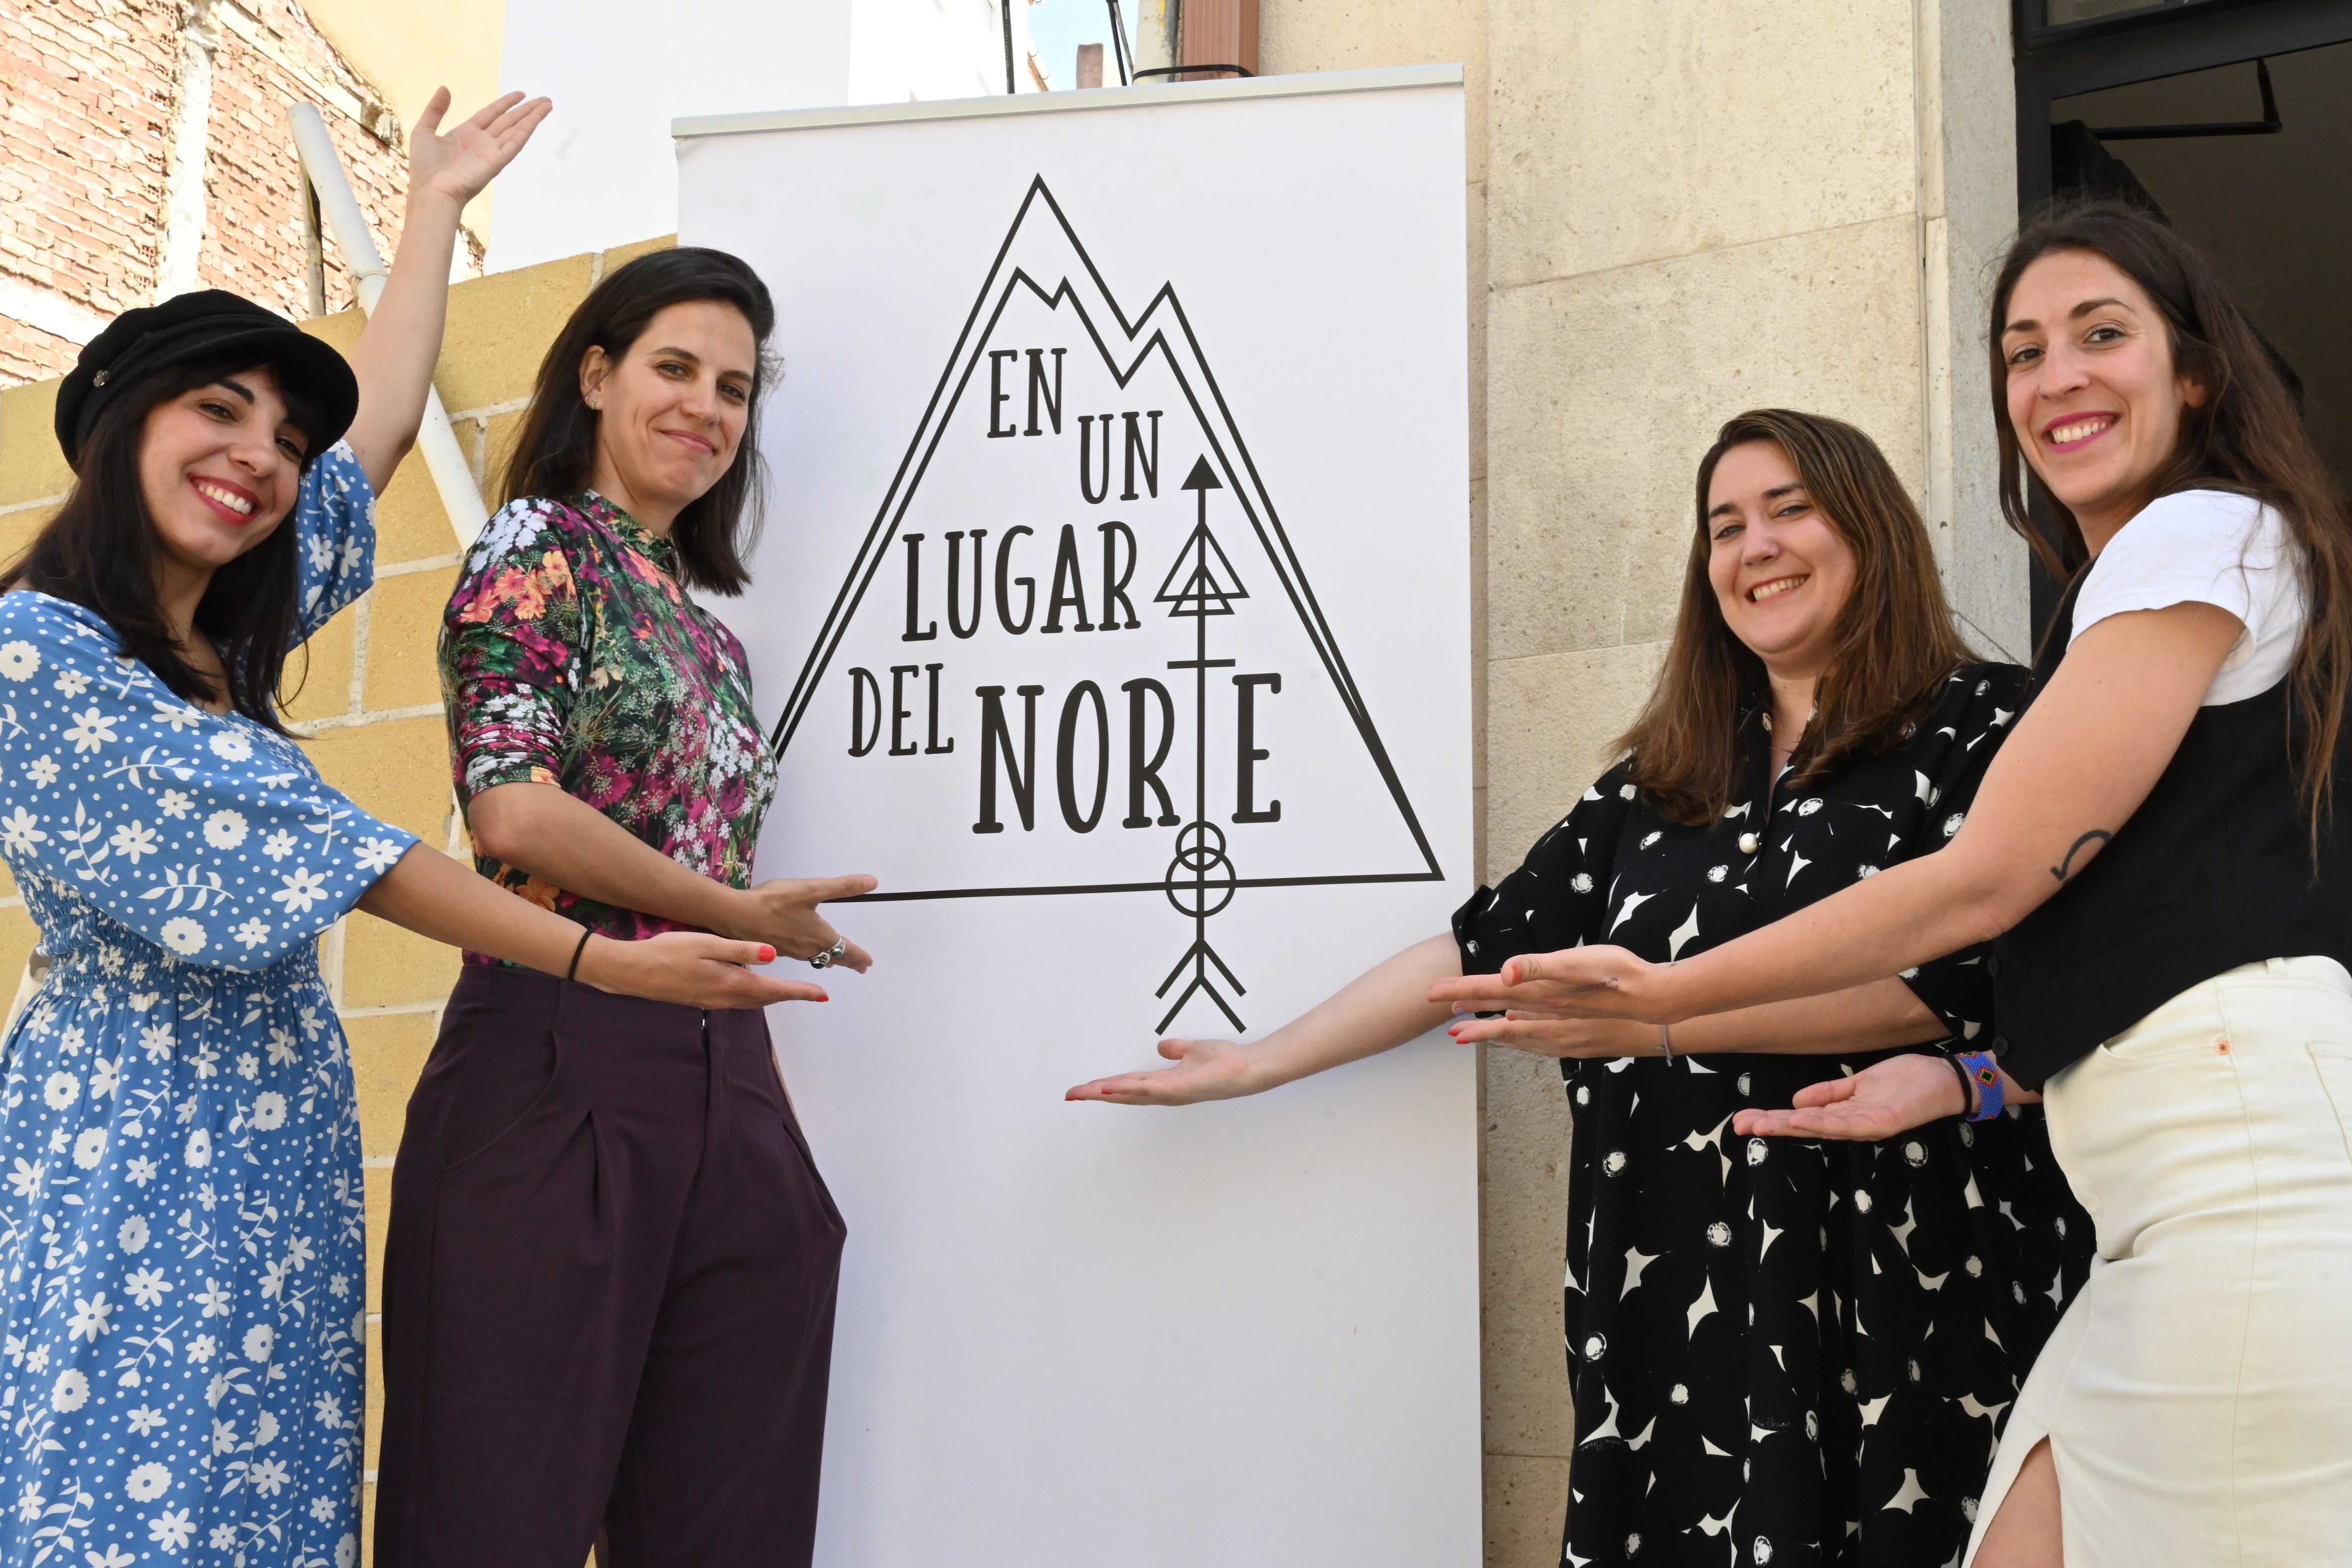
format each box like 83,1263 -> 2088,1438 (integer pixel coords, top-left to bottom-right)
374,966 -> 846,1568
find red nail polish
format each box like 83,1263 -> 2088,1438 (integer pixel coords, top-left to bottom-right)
758,945 -> 776,963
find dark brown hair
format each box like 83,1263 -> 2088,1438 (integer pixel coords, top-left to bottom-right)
1619,409 -> 1976,826
1,346 -> 329,727
500,246 -> 777,594
1988,199 -> 2352,831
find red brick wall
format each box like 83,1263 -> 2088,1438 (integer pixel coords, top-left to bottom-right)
0,0 -> 416,390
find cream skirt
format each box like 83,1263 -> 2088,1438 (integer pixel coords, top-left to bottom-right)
1964,957 -> 2352,1566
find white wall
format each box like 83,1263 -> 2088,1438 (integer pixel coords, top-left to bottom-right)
491,0 -> 1040,272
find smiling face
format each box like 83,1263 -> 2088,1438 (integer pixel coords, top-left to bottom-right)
1705,439 -> 1860,681
580,300 -> 757,533
136,365 -> 309,580
2000,248 -> 2207,549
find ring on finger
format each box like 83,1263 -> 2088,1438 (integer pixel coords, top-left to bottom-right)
810,936 -> 847,970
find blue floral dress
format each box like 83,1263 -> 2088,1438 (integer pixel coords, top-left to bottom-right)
0,443 -> 416,1568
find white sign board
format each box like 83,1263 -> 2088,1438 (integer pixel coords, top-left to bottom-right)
678,69 -> 1477,1567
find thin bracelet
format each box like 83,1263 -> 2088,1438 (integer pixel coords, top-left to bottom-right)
565,927 -> 593,982
1944,1052 -> 1979,1118
1658,1022 -> 1673,1061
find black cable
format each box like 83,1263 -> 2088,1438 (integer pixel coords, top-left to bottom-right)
1106,0 -> 1133,86
1002,0 -> 1017,94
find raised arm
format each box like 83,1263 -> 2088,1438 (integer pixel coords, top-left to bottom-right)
1431,601 -> 2241,1027
342,89 -> 550,490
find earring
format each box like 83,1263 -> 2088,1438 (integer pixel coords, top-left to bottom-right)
587,398 -> 601,411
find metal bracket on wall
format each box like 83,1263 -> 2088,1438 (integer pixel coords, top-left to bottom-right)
2091,55 -> 2282,138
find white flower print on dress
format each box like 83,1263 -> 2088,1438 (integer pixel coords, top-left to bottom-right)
63,706 -> 118,752
124,1268 -> 170,1309
44,1071 -> 79,1109
207,730 -> 251,763
0,640 -> 39,680
202,809 -> 247,848
251,1093 -> 288,1132
156,788 -> 192,817
123,1462 -> 170,1502
158,917 -> 205,957
261,828 -> 297,861
72,1127 -> 106,1169
0,807 -> 45,854
272,868 -> 328,913
355,836 -> 404,872
118,1215 -> 149,1252
150,1509 -> 193,1552
27,755 -> 58,786
52,1369 -> 89,1411
54,669 -> 90,698
108,820 -> 159,863
67,1294 -> 112,1341
184,1128 -> 211,1167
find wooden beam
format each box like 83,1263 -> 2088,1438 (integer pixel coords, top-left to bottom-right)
1179,0 -> 1258,78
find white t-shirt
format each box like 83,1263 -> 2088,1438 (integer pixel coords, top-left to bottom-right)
2069,488 -> 2305,706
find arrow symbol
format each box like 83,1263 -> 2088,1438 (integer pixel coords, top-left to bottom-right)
1156,454 -> 1246,1034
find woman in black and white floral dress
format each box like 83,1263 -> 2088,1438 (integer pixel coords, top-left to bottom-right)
1071,410 -> 2092,1567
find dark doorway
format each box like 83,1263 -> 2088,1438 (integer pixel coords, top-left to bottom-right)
2014,0 -> 2352,631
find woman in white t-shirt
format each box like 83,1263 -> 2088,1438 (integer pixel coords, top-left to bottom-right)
1435,200 -> 2352,1566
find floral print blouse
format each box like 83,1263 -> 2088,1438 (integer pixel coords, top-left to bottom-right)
439,493 -> 778,958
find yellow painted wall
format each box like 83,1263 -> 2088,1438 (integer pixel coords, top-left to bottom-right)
0,234 -> 672,1556
299,0 -> 509,243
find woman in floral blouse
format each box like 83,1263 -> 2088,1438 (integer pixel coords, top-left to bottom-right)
376,248 -> 873,1568
0,95 -> 802,1568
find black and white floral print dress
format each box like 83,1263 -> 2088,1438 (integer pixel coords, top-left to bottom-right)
1453,663 -> 2093,1568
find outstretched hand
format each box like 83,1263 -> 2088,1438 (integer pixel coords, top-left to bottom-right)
1426,943 -> 1676,1023
1445,1011 -> 1657,1057
1065,1039 -> 1259,1105
579,930 -> 831,1010
409,87 -> 553,208
735,874 -> 878,972
1732,1051 -> 1964,1141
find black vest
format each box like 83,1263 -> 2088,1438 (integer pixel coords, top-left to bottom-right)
1991,579 -> 2352,1088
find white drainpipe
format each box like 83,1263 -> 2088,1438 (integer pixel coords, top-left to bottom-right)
285,103 -> 490,549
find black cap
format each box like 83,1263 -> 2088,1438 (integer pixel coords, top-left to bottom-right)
55,289 -> 360,468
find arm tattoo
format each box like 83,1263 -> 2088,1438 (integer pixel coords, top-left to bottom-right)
2050,829 -> 2113,883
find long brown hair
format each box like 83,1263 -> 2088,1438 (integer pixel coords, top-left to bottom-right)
1619,410 -> 1976,826
501,246 -> 776,594
1988,199 -> 2352,832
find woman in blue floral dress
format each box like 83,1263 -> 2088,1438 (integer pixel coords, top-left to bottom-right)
0,94 -> 808,1568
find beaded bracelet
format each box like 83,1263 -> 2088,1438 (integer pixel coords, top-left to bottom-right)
1955,1049 -> 2005,1122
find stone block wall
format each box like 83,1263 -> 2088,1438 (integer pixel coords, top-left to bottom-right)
0,0 -> 417,387
1258,6 -> 2023,1566
0,234 -> 670,1552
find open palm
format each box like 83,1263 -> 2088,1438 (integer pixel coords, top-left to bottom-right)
1731,1051 -> 1965,1141
409,88 -> 553,207
1065,1039 -> 1257,1105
